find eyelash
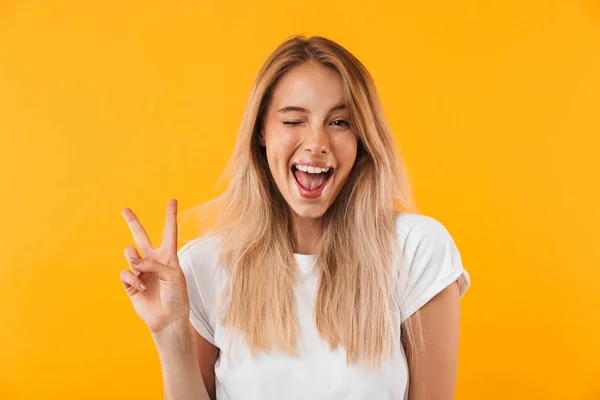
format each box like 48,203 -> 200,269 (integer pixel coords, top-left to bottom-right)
283,120 -> 350,127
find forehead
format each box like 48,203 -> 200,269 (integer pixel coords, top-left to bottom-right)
268,62 -> 345,111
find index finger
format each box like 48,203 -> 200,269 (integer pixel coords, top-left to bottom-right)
161,198 -> 178,254
121,207 -> 154,253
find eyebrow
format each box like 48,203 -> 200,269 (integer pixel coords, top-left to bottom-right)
277,103 -> 346,114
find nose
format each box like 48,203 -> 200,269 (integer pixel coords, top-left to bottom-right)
304,125 -> 330,155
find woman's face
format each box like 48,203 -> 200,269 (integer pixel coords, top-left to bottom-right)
260,61 -> 358,220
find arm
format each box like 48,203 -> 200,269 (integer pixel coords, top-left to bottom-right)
191,322 -> 220,400
152,321 -> 212,400
403,280 -> 461,400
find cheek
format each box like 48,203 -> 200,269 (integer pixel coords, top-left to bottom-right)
332,135 -> 359,169
265,129 -> 299,162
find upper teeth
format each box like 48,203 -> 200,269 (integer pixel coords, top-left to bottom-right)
294,165 -> 330,174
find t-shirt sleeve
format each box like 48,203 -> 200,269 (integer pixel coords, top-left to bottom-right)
397,215 -> 470,324
177,241 -> 216,345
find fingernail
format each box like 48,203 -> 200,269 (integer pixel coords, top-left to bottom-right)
140,283 -> 147,290
129,257 -> 141,265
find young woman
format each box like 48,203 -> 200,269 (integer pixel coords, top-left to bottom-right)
120,35 -> 470,400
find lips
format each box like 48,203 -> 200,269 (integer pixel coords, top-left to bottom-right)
290,166 -> 335,199
291,160 -> 332,170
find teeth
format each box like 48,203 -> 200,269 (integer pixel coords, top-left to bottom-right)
294,165 -> 330,174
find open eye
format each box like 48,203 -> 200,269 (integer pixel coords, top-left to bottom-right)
331,119 -> 349,128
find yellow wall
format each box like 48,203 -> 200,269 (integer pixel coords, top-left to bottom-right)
1,0 -> 598,398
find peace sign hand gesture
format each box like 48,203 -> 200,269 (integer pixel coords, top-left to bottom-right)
120,199 -> 190,335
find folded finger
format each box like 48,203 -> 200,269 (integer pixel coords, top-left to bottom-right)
124,245 -> 143,276
120,269 -> 147,293
128,257 -> 170,279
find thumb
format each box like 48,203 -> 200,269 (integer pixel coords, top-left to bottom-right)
129,257 -> 171,279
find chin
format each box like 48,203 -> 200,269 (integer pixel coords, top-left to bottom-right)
290,204 -> 328,220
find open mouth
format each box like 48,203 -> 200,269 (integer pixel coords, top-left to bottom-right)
291,165 -> 334,194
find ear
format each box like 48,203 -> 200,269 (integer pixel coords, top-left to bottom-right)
258,128 -> 266,147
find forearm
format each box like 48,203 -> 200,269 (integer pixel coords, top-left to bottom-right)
152,322 -> 211,400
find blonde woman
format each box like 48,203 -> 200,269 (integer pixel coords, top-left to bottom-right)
120,35 -> 470,400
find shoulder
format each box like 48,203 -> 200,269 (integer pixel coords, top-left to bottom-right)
392,211 -> 470,321
177,234 -> 224,283
394,211 -> 456,251
393,210 -> 463,269
177,233 -> 222,259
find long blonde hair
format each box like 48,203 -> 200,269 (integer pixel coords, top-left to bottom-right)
180,35 -> 419,367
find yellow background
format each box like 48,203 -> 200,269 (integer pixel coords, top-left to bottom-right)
1,0 -> 599,398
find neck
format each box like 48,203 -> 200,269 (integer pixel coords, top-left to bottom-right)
292,213 -> 323,255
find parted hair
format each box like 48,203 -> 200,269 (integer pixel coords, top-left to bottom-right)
179,35 -> 420,368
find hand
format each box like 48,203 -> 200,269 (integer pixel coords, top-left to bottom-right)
120,199 -> 190,335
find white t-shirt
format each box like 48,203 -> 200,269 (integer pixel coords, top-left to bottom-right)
177,211 -> 470,400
